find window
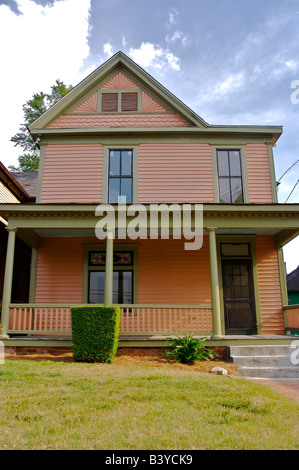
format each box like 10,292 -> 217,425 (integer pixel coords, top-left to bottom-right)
101,91 -> 138,112
217,149 -> 244,203
88,251 -> 134,304
108,149 -> 133,203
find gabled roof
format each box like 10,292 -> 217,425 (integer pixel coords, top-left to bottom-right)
29,51 -> 208,132
28,51 -> 283,144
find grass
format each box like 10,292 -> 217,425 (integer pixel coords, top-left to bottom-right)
0,357 -> 298,450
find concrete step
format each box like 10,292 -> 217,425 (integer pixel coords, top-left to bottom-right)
230,345 -> 299,379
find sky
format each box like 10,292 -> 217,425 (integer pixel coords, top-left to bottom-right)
0,0 -> 298,272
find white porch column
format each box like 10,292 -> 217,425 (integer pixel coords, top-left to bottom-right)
0,227 -> 17,338
104,229 -> 114,305
207,228 -> 223,338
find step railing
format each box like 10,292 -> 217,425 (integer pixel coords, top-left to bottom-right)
8,304 -> 213,336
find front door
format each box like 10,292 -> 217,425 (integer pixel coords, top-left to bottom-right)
222,260 -> 257,335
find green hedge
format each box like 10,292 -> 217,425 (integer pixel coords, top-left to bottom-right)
71,306 -> 121,363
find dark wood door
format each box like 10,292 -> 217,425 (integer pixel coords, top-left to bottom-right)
222,260 -> 257,335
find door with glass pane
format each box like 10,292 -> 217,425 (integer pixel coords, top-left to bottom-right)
222,260 -> 257,334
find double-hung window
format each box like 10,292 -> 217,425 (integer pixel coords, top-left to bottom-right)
108,149 -> 133,203
88,251 -> 134,304
217,149 -> 244,203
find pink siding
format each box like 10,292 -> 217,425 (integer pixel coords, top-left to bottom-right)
141,91 -> 166,112
73,91 -> 98,113
41,144 -> 103,203
48,113 -> 189,128
138,237 -> 211,305
256,235 -> 284,334
138,143 -> 214,203
35,237 -> 86,303
35,237 -> 211,307
246,143 -> 273,203
100,71 -> 139,90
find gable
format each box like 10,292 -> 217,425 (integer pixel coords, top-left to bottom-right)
29,52 -> 208,133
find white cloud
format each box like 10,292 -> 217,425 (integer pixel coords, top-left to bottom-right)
103,43 -> 114,58
128,42 -> 180,72
166,30 -> 187,46
0,0 -> 91,168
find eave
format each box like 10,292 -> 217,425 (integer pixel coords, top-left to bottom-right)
0,203 -> 298,249
29,124 -> 283,145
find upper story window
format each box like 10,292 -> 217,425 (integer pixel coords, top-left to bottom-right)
101,91 -> 138,112
217,149 -> 244,203
108,149 -> 133,203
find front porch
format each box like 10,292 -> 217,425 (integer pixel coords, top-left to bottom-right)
1,203 -> 299,348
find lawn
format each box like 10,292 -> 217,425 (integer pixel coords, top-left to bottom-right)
0,356 -> 298,450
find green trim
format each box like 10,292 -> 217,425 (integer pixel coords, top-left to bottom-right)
83,243 -> 139,304
0,228 -> 17,338
102,145 -> 138,204
28,247 -> 38,303
36,144 -> 46,203
98,89 -> 142,113
211,145 -> 249,203
207,228 -> 223,338
267,143 -> 278,203
216,235 -> 262,335
278,248 -> 288,329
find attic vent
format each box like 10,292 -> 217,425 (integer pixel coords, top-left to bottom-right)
101,93 -> 118,112
121,93 -> 138,112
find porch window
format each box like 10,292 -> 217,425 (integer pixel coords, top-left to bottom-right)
108,149 -> 133,203
217,149 -> 244,203
88,251 -> 133,304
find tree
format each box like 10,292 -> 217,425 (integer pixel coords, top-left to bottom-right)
9,80 -> 72,172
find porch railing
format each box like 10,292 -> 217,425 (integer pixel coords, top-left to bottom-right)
8,304 -> 213,336
284,304 -> 299,332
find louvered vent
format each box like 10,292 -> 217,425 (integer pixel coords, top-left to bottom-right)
101,93 -> 118,112
121,93 -> 138,111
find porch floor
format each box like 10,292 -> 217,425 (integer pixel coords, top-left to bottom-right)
2,333 -> 296,348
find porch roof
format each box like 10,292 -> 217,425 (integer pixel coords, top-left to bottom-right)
0,202 -> 298,249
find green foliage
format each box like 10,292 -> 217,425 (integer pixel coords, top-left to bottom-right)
9,80 -> 72,172
165,333 -> 218,364
71,306 -> 121,363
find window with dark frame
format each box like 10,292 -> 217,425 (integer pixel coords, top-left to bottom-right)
217,149 -> 244,203
88,251 -> 134,304
108,149 -> 133,203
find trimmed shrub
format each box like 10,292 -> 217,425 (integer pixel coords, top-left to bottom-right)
71,306 -> 121,363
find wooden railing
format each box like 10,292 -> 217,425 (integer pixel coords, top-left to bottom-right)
284,304 -> 299,331
8,304 -> 213,336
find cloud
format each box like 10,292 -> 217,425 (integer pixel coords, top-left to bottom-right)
166,30 -> 188,46
103,43 -> 114,58
0,0 -> 91,167
128,42 -> 180,72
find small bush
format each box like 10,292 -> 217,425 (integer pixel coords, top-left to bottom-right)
165,333 -> 217,364
71,306 -> 121,363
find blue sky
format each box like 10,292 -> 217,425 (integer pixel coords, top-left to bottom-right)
0,0 -> 298,269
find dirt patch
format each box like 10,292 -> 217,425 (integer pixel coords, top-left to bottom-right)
4,352 -> 240,375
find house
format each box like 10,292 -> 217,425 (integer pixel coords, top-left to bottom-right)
287,266 -> 299,305
0,52 -> 299,355
0,162 -> 35,310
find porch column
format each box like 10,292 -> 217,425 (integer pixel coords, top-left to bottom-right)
104,229 -> 114,305
0,228 -> 17,339
207,228 -> 223,338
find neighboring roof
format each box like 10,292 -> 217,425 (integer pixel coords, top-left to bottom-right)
11,172 -> 38,200
287,266 -> 299,291
0,162 -> 33,202
28,51 -> 283,144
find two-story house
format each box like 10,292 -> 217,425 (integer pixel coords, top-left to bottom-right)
1,52 -> 298,354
